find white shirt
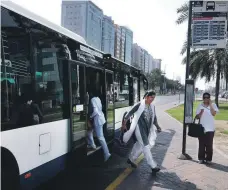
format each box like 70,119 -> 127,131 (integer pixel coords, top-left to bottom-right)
90,97 -> 106,126
196,103 -> 219,132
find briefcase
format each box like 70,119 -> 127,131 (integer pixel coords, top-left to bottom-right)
188,117 -> 205,138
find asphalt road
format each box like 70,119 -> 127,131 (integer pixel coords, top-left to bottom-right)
35,95 -> 184,190
154,94 -> 184,106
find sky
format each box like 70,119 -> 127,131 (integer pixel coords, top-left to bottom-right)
8,0 -> 207,89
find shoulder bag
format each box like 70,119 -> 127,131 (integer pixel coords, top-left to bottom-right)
188,117 -> 205,138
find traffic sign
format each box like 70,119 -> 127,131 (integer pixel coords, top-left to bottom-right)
191,1 -> 228,49
192,1 -> 228,13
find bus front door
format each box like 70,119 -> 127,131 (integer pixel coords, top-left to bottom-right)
69,63 -> 87,152
104,70 -> 115,142
85,67 -> 114,155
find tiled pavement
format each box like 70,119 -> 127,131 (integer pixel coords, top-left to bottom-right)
117,103 -> 228,190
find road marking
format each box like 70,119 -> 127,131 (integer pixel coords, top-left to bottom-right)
105,154 -> 144,190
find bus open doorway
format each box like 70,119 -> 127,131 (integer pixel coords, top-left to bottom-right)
85,67 -> 114,156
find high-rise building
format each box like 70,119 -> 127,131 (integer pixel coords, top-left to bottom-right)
132,43 -> 141,68
114,24 -> 121,60
61,0 -> 103,50
120,26 -> 126,61
121,26 -> 133,65
153,59 -> 162,70
148,54 -> 154,74
144,50 -> 149,73
140,48 -> 145,71
132,44 -> 161,73
102,15 -> 115,56
132,44 -> 146,71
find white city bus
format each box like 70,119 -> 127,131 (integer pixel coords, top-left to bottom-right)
1,1 -> 148,190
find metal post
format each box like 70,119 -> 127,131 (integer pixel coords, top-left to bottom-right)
179,0 -> 193,160
179,93 -> 180,104
225,51 -> 228,91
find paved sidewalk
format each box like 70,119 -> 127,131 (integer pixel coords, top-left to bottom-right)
117,104 -> 228,190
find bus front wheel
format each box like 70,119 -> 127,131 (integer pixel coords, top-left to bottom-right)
1,148 -> 20,190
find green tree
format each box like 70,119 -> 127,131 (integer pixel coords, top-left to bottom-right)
176,2 -> 228,107
146,69 -> 162,90
146,69 -> 184,94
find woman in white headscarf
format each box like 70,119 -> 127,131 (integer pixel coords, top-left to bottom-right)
122,91 -> 161,173
87,89 -> 111,162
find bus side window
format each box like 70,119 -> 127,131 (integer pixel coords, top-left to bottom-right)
139,75 -> 148,100
114,71 -> 130,108
129,77 -> 139,106
1,7 -> 33,131
32,39 -> 70,124
133,78 -> 139,104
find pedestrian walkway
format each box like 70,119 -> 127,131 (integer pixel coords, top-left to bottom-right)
116,104 -> 228,190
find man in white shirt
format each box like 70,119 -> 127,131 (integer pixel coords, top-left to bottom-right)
196,92 -> 219,164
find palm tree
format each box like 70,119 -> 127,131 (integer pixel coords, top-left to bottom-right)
176,2 -> 189,25
176,2 -> 228,107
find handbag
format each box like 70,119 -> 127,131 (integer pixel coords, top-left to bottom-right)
112,112 -> 135,157
188,117 -> 205,138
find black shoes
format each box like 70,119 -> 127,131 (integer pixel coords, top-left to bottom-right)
152,167 -> 160,173
199,160 -> 212,164
127,159 -> 161,174
127,159 -> 137,168
205,160 -> 212,165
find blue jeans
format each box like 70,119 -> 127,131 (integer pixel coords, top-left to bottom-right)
87,124 -> 110,160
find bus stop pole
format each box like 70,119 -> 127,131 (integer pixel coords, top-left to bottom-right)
179,0 -> 193,160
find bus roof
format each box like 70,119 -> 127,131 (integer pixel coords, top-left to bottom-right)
1,0 -> 87,44
1,1 -> 141,72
